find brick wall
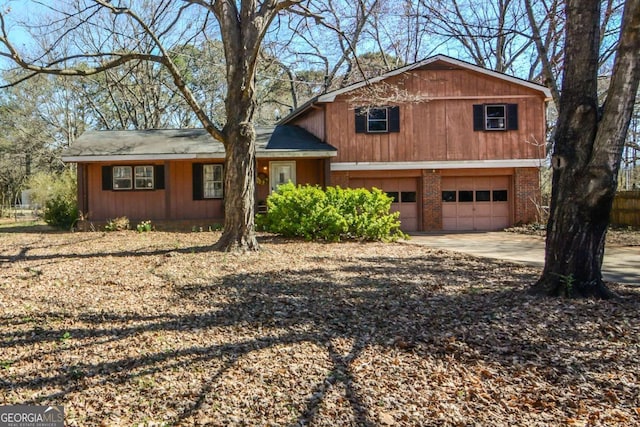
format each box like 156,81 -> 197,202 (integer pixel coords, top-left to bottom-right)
422,172 -> 442,231
514,167 -> 541,224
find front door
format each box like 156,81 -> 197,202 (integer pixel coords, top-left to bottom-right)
270,161 -> 296,193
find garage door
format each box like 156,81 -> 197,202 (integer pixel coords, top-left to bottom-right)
441,176 -> 510,231
349,178 -> 419,232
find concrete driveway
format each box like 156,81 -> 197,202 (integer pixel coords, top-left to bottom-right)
405,232 -> 639,285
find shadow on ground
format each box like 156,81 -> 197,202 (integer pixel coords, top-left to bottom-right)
1,239 -> 638,425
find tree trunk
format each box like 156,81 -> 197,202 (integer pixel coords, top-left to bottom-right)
532,0 -> 640,298
213,119 -> 259,252
212,1 -> 263,252
533,170 -> 616,298
212,60 -> 261,251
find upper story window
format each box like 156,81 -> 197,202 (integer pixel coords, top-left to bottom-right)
485,105 -> 506,130
367,107 -> 389,132
355,106 -> 400,134
103,165 -> 164,191
473,103 -> 518,131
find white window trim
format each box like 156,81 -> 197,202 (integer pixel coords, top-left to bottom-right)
112,166 -> 133,190
367,107 -> 389,133
484,104 -> 506,131
134,165 -> 155,190
203,164 -> 224,199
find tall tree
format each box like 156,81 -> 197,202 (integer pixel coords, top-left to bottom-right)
417,0 -> 534,74
0,73 -> 67,207
532,0 -> 640,298
0,0 -> 303,251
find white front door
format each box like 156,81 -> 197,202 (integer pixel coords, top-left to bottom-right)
270,161 -> 296,193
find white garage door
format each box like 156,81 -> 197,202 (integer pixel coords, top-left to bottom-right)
441,176 -> 510,231
349,178 -> 419,232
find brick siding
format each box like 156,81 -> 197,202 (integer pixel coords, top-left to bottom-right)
422,172 -> 442,231
514,167 -> 542,224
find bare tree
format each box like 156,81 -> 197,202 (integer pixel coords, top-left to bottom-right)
275,0 -> 387,94
524,0 -> 625,108
416,0 -> 534,74
1,0 -> 305,251
531,0 -> 640,298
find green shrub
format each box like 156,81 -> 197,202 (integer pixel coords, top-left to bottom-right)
259,183 -> 406,242
44,195 -> 77,228
28,169 -> 78,229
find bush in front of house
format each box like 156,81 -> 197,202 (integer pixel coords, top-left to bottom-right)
258,183 -> 406,241
258,183 -> 347,241
28,169 -> 78,229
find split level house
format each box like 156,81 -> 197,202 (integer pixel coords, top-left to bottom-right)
62,55 -> 551,232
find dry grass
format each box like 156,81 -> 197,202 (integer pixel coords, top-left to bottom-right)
1,228 -> 639,426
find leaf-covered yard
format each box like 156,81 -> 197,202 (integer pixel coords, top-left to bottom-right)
1,228 -> 639,426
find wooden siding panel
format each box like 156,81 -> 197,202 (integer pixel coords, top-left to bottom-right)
432,102 -> 448,161
87,163 -> 166,221
320,67 -> 546,164
445,101 -> 474,160
385,126 -> 395,162
295,159 -> 324,185
83,158 -> 327,225
291,107 -> 325,140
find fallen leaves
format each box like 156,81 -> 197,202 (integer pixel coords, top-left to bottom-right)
0,230 -> 639,426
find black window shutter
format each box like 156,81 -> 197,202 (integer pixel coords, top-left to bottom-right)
473,104 -> 484,131
192,163 -> 203,200
355,107 -> 367,133
388,106 -> 400,132
507,104 -> 518,130
102,166 -> 112,190
154,165 -> 165,190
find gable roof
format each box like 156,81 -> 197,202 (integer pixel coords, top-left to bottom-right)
62,125 -> 337,162
281,54 -> 551,124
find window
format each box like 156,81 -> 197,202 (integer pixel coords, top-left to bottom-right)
135,166 -> 154,189
355,106 -> 400,133
401,191 -> 417,203
485,105 -> 506,130
386,191 -> 399,203
476,190 -> 491,202
441,189 -> 509,203
493,190 -> 508,201
473,104 -> 518,131
442,191 -> 456,202
459,191 -> 474,202
367,107 -> 388,132
102,165 -> 164,191
113,166 -> 132,190
203,164 -> 224,199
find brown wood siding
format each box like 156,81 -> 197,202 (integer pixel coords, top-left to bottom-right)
86,162 -> 167,221
169,161 -> 224,220
292,107 -> 326,141
323,68 -> 546,164
85,159 -> 327,223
